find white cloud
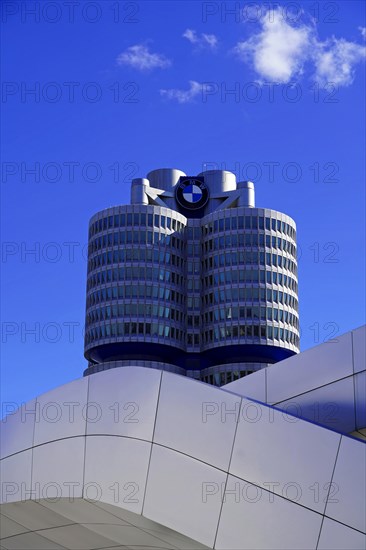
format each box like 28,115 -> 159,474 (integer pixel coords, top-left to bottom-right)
183,28 -> 218,49
160,80 -> 202,103
116,44 -> 171,71
233,9 -> 311,83
202,33 -> 218,48
183,29 -> 197,43
359,26 -> 366,40
233,9 -> 365,87
313,37 -> 366,86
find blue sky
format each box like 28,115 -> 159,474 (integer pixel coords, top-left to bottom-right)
1,0 -> 365,407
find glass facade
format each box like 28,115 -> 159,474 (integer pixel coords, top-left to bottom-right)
85,205 -> 187,360
201,208 -> 299,353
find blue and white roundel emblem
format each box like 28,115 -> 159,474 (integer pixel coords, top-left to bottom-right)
176,177 -> 209,210
183,184 -> 203,204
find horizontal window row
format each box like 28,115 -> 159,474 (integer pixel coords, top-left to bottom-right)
89,230 -> 184,254
88,248 -> 184,273
88,250 -> 297,280
85,322 -> 299,348
89,213 -> 296,241
203,325 -> 299,346
202,216 -> 295,238
204,306 -> 299,329
87,266 -> 184,291
204,269 -> 297,292
89,212 -> 186,237
86,285 -> 298,311
204,288 -> 298,310
205,251 -> 297,275
87,272 -> 297,295
86,303 -> 298,331
86,304 -> 184,325
203,234 -> 296,256
89,230 -> 295,256
85,322 -> 184,344
87,285 -> 184,307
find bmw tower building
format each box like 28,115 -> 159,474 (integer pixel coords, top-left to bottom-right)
84,168 -> 299,384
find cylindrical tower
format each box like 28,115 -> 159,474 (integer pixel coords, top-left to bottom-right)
84,204 -> 187,376
199,207 -> 299,384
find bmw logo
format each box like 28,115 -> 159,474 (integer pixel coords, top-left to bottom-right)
176,177 -> 209,210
